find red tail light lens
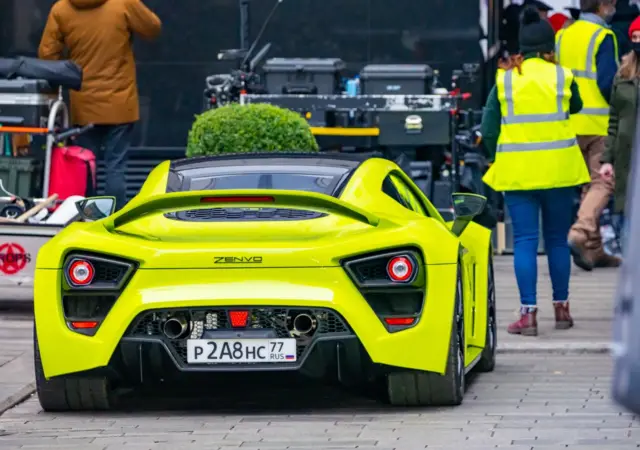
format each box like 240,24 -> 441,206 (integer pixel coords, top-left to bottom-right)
68,260 -> 95,286
229,310 -> 249,328
387,256 -> 414,282
200,196 -> 275,203
70,321 -> 99,329
384,317 -> 416,326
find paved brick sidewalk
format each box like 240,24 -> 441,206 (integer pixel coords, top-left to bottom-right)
0,312 -> 34,415
0,353 -> 635,449
495,256 -> 617,351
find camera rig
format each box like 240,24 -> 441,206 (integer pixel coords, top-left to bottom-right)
201,0 -> 498,220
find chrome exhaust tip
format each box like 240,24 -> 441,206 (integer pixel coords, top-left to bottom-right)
163,316 -> 189,339
292,313 -> 315,335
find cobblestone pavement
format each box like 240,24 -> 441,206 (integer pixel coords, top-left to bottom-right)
494,256 -> 617,350
0,311 -> 33,414
0,256 -> 629,449
0,354 -> 635,449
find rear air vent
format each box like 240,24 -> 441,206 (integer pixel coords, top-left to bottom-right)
63,294 -> 118,321
166,208 -> 327,222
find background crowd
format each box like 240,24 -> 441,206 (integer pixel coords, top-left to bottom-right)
483,0 -> 640,336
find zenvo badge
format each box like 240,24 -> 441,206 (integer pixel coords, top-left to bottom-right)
214,256 -> 263,264
404,115 -> 423,134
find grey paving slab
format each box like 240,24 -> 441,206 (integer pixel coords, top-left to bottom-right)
0,354 -> 636,449
0,311 -> 34,415
495,256 -> 617,350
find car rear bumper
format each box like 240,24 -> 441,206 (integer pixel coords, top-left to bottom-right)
120,305 -> 356,372
34,265 -> 458,379
117,334 -> 362,378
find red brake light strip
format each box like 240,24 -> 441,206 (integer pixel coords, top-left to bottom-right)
200,196 -> 275,203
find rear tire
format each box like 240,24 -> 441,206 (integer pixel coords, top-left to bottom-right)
386,268 -> 465,406
34,324 -> 111,412
477,254 -> 497,373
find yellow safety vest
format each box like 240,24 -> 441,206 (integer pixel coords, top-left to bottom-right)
483,58 -> 590,192
555,20 -> 618,135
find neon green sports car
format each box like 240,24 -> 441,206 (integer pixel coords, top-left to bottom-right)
33,152 -> 496,411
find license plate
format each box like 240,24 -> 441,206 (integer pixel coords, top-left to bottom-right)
186,339 -> 297,364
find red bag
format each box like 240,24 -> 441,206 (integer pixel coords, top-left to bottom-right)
48,145 -> 97,201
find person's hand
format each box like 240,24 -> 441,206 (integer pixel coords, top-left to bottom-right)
599,163 -> 614,181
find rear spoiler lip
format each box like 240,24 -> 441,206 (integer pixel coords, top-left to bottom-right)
102,189 -> 380,231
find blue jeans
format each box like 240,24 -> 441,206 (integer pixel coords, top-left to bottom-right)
504,187 -> 576,307
76,123 -> 133,211
615,213 -> 627,256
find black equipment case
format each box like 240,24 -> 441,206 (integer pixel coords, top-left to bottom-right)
360,64 -> 434,95
263,58 -> 346,95
0,79 -> 56,128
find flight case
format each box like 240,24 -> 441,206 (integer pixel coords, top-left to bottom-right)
0,79 -> 56,128
360,64 -> 434,95
263,58 -> 346,95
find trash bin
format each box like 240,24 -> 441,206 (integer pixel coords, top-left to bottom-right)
0,156 -> 42,198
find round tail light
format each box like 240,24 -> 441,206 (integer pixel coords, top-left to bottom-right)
68,260 -> 95,286
387,256 -> 414,282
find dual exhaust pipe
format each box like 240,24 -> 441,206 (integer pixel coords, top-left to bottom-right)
162,312 -> 317,339
291,313 -> 316,336
163,315 -> 189,339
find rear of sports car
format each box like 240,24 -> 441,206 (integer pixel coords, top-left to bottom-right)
33,158 -> 465,411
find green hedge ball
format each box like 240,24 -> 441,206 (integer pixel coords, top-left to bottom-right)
186,103 -> 319,157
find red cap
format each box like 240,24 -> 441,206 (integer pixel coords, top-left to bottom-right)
548,13 -> 569,33
629,16 -> 640,39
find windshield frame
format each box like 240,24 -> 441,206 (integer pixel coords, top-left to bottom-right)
171,164 -> 351,196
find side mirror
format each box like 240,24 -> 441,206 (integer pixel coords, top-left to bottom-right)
75,196 -> 116,222
451,193 -> 487,236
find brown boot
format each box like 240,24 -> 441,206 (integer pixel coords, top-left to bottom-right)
568,230 -> 595,271
594,253 -> 622,268
554,302 -> 574,330
507,308 -> 538,336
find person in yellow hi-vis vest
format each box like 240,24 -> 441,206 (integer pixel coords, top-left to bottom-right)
556,0 -> 622,270
481,7 -> 590,336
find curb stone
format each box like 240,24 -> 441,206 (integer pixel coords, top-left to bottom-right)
0,383 -> 34,415
497,341 -> 611,354
0,352 -> 36,416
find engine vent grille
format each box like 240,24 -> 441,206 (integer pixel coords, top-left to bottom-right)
167,208 -> 326,222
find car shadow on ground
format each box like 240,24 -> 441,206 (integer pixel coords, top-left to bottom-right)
0,304 -> 33,316
85,371 -> 484,416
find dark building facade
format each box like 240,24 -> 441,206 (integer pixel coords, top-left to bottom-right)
1,0 -> 500,152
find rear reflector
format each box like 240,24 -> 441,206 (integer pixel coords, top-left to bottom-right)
387,256 -> 414,282
384,317 -> 415,326
229,310 -> 249,327
200,196 -> 275,203
70,321 -> 99,329
68,259 -> 95,286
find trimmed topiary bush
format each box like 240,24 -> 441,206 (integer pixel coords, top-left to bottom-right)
186,103 -> 319,157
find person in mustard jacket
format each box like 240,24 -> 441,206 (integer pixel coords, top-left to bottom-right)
481,7 -> 590,336
38,0 -> 162,210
